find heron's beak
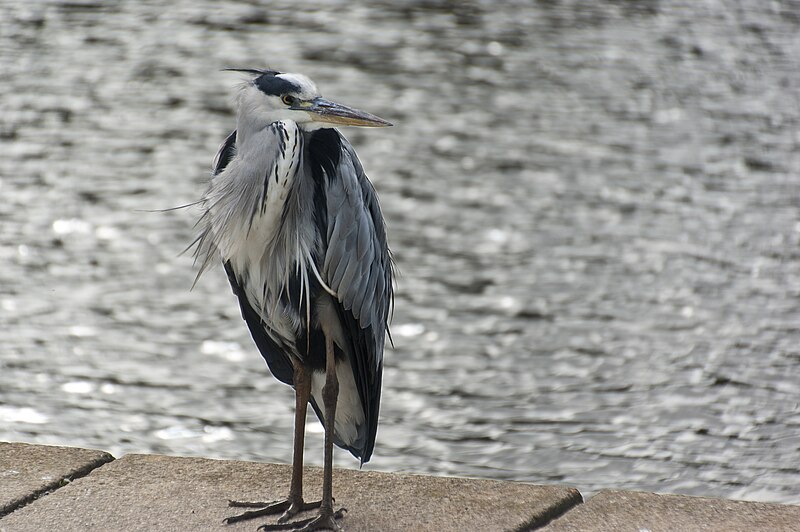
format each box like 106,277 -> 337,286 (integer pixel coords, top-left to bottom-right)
302,97 -> 392,127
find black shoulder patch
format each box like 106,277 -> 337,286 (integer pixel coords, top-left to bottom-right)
307,128 -> 343,181
213,130 -> 237,176
254,73 -> 301,96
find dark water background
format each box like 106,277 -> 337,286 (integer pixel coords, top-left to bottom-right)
2,0 -> 799,504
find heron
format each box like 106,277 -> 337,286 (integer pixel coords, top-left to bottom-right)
191,69 -> 394,531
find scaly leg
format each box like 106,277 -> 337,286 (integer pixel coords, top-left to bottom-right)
224,363 -> 321,525
289,333 -> 347,532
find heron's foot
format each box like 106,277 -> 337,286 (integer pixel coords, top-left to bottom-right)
224,498 -> 321,525
256,507 -> 347,531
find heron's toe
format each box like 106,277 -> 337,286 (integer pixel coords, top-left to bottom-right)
277,499 -> 323,524
223,499 -> 290,525
295,507 -> 347,532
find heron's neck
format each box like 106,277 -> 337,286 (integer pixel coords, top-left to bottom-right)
236,112 -> 279,147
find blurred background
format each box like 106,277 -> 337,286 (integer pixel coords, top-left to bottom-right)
1,0 -> 799,504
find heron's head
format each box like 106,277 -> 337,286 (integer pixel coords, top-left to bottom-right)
230,69 -> 391,131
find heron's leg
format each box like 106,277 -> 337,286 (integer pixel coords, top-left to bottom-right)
283,334 -> 346,532
224,363 -> 321,526
320,333 -> 339,516
278,362 -> 316,522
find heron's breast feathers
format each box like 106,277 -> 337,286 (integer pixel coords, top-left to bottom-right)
197,120 -> 317,350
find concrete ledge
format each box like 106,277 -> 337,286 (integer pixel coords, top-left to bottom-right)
0,442 -> 113,518
541,489 -> 800,532
0,445 -> 580,531
2,442 -> 799,531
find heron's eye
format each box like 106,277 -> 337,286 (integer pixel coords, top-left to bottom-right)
281,95 -> 296,106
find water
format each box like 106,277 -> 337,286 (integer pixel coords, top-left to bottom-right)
1,0 -> 799,505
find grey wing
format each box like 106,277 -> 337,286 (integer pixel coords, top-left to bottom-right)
323,139 -> 393,361
322,136 -> 393,462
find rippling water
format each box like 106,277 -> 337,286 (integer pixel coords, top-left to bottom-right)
2,0 -> 799,504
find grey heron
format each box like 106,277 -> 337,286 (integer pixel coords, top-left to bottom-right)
191,69 -> 394,531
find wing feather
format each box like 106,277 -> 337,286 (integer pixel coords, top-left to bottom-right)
310,129 -> 393,462
324,142 -> 392,332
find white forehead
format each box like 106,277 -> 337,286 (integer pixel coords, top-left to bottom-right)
278,73 -> 320,99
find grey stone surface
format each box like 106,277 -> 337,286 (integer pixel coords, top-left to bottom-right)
0,442 -> 113,517
541,489 -> 800,532
0,453 -> 581,531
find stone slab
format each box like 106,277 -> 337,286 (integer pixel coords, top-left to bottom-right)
0,442 -> 114,518
541,489 -> 800,532
0,453 -> 581,531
